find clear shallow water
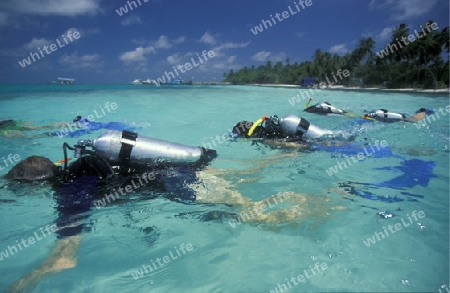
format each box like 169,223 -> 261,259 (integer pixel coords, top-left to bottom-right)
0,85 -> 449,293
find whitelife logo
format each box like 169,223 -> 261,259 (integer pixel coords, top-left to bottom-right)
376,22 -> 439,59
0,224 -> 58,262
250,0 -> 313,35
116,0 -> 149,16
18,30 -> 81,68
130,243 -> 194,279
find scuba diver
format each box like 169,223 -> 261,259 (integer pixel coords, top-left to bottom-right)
362,108 -> 431,123
1,115 -> 138,139
4,128 -> 313,292
6,129 -> 218,199
0,118 -> 67,137
302,98 -> 357,117
231,114 -> 335,141
4,130 -> 217,292
304,100 -> 348,116
301,98 -> 431,123
48,115 -> 138,138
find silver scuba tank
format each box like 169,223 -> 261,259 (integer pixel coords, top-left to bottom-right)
92,130 -> 210,166
318,102 -> 345,115
368,110 -> 405,122
279,114 -> 333,139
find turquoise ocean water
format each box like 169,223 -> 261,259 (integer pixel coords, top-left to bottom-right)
0,84 -> 449,293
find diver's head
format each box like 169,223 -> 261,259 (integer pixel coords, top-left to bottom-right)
4,156 -> 57,181
73,115 -> 82,122
232,120 -> 267,138
415,108 -> 434,116
231,121 -> 253,138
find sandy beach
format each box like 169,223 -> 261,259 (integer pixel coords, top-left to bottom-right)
252,83 -> 450,94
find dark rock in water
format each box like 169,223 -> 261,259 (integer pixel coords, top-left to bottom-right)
199,210 -> 238,222
175,210 -> 238,222
4,156 -> 55,181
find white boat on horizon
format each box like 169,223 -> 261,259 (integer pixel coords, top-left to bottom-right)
49,77 -> 75,84
131,79 -> 142,85
141,79 -> 157,85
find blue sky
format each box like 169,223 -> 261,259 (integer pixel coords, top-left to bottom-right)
0,0 -> 448,84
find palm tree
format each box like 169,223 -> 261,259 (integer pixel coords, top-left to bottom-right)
411,21 -> 443,88
390,23 -> 410,62
359,37 -> 376,64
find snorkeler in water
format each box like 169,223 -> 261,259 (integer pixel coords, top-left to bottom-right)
302,99 -> 431,123
1,115 -> 138,139
304,100 -> 348,116
0,118 -> 67,137
48,115 -> 138,138
231,114 -> 336,141
362,108 -> 432,123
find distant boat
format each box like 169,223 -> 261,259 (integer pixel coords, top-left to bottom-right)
163,78 -> 185,85
141,79 -> 157,85
49,77 -> 75,84
131,79 -> 142,85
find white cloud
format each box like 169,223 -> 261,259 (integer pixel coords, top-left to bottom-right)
3,27 -> 83,59
124,35 -> 185,62
132,36 -> 185,46
121,35 -> 185,63
329,44 -> 349,54
198,32 -> 217,45
251,51 -> 286,62
63,27 -> 83,40
369,0 -> 439,20
167,53 -> 182,65
252,51 -> 271,61
0,0 -> 102,16
212,41 -> 251,57
121,15 -> 142,26
23,38 -> 52,51
119,46 -> 155,62
271,52 -> 286,62
59,52 -> 102,68
215,41 -> 251,50
138,35 -> 186,49
377,27 -> 393,41
212,55 -> 238,70
227,56 -> 237,63
173,36 -> 186,44
152,35 -> 172,49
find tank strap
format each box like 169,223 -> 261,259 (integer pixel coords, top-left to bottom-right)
118,130 -> 138,173
296,118 -> 310,137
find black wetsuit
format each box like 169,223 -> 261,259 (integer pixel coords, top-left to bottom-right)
53,155 -> 114,238
231,117 -> 286,139
52,155 -> 201,238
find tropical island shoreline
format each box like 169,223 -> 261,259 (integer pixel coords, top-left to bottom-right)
251,83 -> 450,94
223,21 -> 449,94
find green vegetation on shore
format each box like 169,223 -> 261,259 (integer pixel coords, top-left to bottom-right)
223,21 -> 449,89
